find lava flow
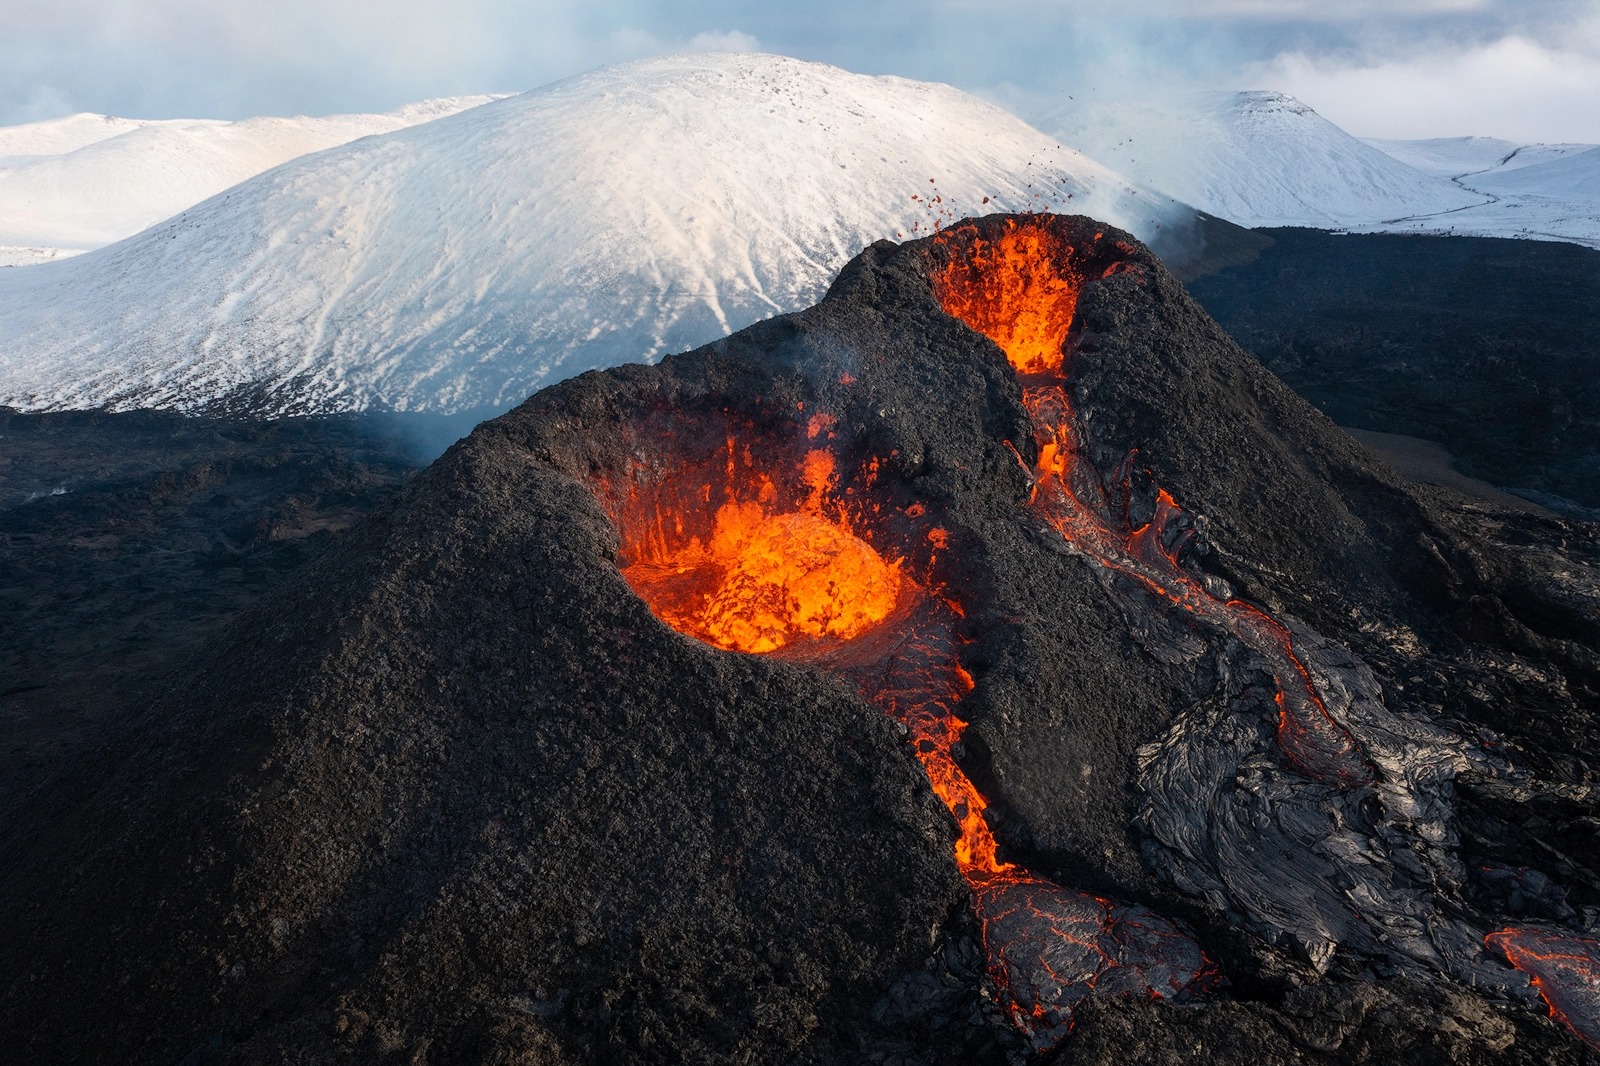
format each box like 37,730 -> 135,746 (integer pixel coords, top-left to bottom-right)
930,217 -> 1375,790
1487,928 -> 1600,1049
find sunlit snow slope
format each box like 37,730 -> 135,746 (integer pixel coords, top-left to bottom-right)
0,97 -> 504,266
0,53 -> 1201,416
1036,91 -> 1481,228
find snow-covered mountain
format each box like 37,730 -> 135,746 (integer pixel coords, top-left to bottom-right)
0,53 -> 1204,416
0,97 -> 505,266
1034,91 -> 1481,228
1472,146 -> 1600,199
1032,90 -> 1600,249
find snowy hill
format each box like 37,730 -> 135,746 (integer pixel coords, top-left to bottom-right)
1472,146 -> 1600,199
1357,138 -> 1600,247
1366,137 -> 1596,180
0,97 -> 504,266
0,53 -> 1203,416
1034,91 -> 1480,228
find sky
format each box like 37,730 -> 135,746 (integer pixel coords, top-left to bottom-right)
2,0 -> 1598,142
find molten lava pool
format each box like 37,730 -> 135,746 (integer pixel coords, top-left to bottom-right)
617,447 -> 902,655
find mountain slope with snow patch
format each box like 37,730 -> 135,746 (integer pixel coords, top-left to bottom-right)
1473,146 -> 1600,199
0,53 -> 1204,416
1354,138 -> 1600,247
0,97 -> 504,266
1366,137 -> 1597,180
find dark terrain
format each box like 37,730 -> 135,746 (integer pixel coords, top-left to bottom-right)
1,222 -> 1599,1064
1188,228 -> 1600,515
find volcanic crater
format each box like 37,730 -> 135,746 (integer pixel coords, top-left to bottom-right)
5,213 -> 1600,1064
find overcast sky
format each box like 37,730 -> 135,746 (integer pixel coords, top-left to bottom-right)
3,0 -> 1598,142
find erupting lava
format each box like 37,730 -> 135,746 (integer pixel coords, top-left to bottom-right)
583,213 -> 1600,1053
601,416 -> 1216,1046
591,216 -> 1402,1048
930,217 -> 1374,790
615,442 -> 902,654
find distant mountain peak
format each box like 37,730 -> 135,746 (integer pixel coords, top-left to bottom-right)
1034,87 -> 1479,228
1226,89 -> 1316,116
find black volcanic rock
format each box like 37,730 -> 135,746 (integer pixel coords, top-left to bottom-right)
1186,228 -> 1600,513
4,214 -> 1600,1064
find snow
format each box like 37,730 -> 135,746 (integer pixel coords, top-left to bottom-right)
0,53 -> 1200,416
1473,147 -> 1600,199
0,96 -> 505,265
1032,90 -> 1600,250
1034,91 -> 1482,228
1356,138 -> 1600,247
1365,137 -> 1596,180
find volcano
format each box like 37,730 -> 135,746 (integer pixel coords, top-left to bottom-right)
4,214 -> 1600,1064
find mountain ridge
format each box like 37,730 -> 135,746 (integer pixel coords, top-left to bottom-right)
0,96 -> 506,265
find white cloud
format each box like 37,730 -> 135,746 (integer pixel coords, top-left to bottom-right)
1166,0 -> 1492,17
1251,34 -> 1600,141
0,0 -> 768,122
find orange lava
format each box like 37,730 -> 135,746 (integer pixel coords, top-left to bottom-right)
592,218 -> 1250,1050
931,220 -> 1078,375
1486,928 -> 1600,1048
615,445 -> 902,655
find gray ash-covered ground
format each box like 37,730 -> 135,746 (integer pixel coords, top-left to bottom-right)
1187,228 -> 1600,516
2,218 -> 1600,1065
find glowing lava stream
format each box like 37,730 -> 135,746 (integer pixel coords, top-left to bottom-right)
1487,928 -> 1600,1049
930,219 -> 1375,790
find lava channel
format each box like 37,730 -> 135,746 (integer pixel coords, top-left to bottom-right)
587,402 -> 1217,1050
929,216 -> 1375,790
